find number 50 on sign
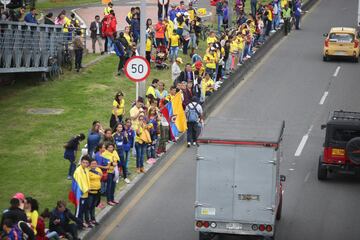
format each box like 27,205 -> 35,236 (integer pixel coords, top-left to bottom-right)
124,56 -> 151,82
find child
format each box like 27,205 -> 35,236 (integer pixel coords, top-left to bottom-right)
113,123 -> 130,184
145,35 -> 153,64
229,37 -> 238,71
169,29 -> 180,62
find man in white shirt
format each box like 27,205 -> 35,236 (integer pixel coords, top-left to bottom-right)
172,57 -> 182,84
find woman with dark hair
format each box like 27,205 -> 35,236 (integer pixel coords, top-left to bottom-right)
64,133 -> 86,180
110,91 -> 125,130
87,121 -> 104,159
113,123 -> 130,184
25,197 -> 39,236
146,18 -> 154,38
44,12 -> 55,25
102,143 -> 120,206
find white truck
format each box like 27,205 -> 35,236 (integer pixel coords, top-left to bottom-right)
194,118 -> 286,240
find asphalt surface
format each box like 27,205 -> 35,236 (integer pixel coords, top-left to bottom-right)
89,0 -> 360,239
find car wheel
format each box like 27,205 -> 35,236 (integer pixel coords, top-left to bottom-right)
323,55 -> 328,61
317,156 -> 327,180
354,57 -> 359,63
276,194 -> 282,220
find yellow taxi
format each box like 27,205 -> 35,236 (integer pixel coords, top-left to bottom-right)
323,27 -> 360,62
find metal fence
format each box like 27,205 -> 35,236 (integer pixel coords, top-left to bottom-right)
0,21 -> 86,74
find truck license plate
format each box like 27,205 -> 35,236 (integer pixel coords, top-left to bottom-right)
335,51 -> 346,56
226,223 -> 242,230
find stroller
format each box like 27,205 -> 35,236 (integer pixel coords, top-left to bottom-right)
155,45 -> 169,70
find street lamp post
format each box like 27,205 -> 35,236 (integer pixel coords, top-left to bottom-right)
138,0 -> 147,99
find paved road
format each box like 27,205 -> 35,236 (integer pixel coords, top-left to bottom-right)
89,0 -> 360,239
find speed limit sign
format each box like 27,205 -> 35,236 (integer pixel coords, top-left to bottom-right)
124,56 -> 151,82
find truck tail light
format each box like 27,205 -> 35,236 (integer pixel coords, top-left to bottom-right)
259,224 -> 265,231
266,225 -> 273,232
354,40 -> 359,48
196,221 -> 203,228
203,221 -> 210,228
325,39 -> 329,47
251,224 -> 258,231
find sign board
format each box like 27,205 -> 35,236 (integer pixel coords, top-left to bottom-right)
124,56 -> 150,83
158,0 -> 169,6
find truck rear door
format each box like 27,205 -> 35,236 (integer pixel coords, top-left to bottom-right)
232,146 -> 277,224
195,144 -> 235,221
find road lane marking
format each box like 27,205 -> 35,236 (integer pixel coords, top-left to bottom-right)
304,172 -> 311,182
319,91 -> 329,105
333,66 -> 341,77
97,146 -> 186,240
294,125 -> 313,157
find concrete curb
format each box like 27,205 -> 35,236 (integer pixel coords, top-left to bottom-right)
80,0 -> 318,238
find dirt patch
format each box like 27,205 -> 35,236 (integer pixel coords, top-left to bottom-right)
27,108 -> 64,115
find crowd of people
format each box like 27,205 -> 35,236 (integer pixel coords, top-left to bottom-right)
1,0 -> 304,239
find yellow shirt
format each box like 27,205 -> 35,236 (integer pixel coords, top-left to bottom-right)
135,125 -> 145,143
230,41 -> 238,53
204,53 -> 217,69
124,33 -> 132,45
170,34 -> 180,47
281,0 -> 288,8
268,10 -> 273,21
102,150 -> 119,173
202,78 -> 215,93
188,9 -> 196,21
177,22 -> 184,29
26,210 -> 39,235
130,106 -> 144,129
112,99 -> 125,116
146,85 -> 156,98
165,94 -> 175,102
89,167 -> 102,193
165,20 -> 174,39
63,16 -> 71,33
236,36 -> 244,50
207,36 -> 217,45
146,38 -> 152,52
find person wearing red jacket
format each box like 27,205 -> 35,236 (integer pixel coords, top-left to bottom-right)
102,10 -> 117,53
154,18 -> 166,47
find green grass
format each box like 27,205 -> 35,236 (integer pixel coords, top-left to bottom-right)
36,0 -> 99,10
0,39 -> 206,212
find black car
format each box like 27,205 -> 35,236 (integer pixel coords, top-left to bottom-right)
318,110 -> 360,180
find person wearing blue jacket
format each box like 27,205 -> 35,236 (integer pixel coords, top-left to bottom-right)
124,118 -> 135,174
113,123 -> 130,184
24,8 -> 38,24
87,121 -> 103,159
131,13 -> 140,43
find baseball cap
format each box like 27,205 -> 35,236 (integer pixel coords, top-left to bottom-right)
176,57 -> 183,63
13,192 -> 25,201
195,61 -> 202,69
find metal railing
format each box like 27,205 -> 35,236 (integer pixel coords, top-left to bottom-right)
0,21 -> 86,74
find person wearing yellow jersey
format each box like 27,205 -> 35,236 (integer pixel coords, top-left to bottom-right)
202,73 -> 215,99
146,35 -> 153,64
236,33 -> 245,65
187,2 -> 197,21
104,2 -> 113,15
130,97 -> 145,130
265,4 -> 273,36
102,143 -> 119,205
169,30 -> 180,62
25,197 -> 39,236
73,155 -> 90,223
124,26 -> 132,46
134,115 -> 148,173
164,17 -> 174,40
165,85 -> 177,102
88,159 -> 102,225
206,31 -> 217,45
109,91 -> 125,130
126,7 -> 135,25
229,38 -> 239,70
204,47 -> 217,78
146,79 -> 159,99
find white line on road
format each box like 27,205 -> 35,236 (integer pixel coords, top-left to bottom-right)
333,66 -> 341,77
319,91 -> 329,105
304,172 -> 311,182
294,125 -> 313,157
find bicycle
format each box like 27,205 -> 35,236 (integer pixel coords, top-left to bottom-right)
48,56 -> 63,80
63,47 -> 73,71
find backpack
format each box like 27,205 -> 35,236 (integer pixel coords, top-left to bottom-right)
186,103 -> 200,122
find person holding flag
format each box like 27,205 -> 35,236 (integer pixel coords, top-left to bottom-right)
160,92 -> 187,140
69,155 -> 90,228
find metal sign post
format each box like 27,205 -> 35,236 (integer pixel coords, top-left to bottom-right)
138,0 -> 147,99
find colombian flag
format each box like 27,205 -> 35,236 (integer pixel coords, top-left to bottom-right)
68,167 -> 89,206
161,93 -> 187,140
